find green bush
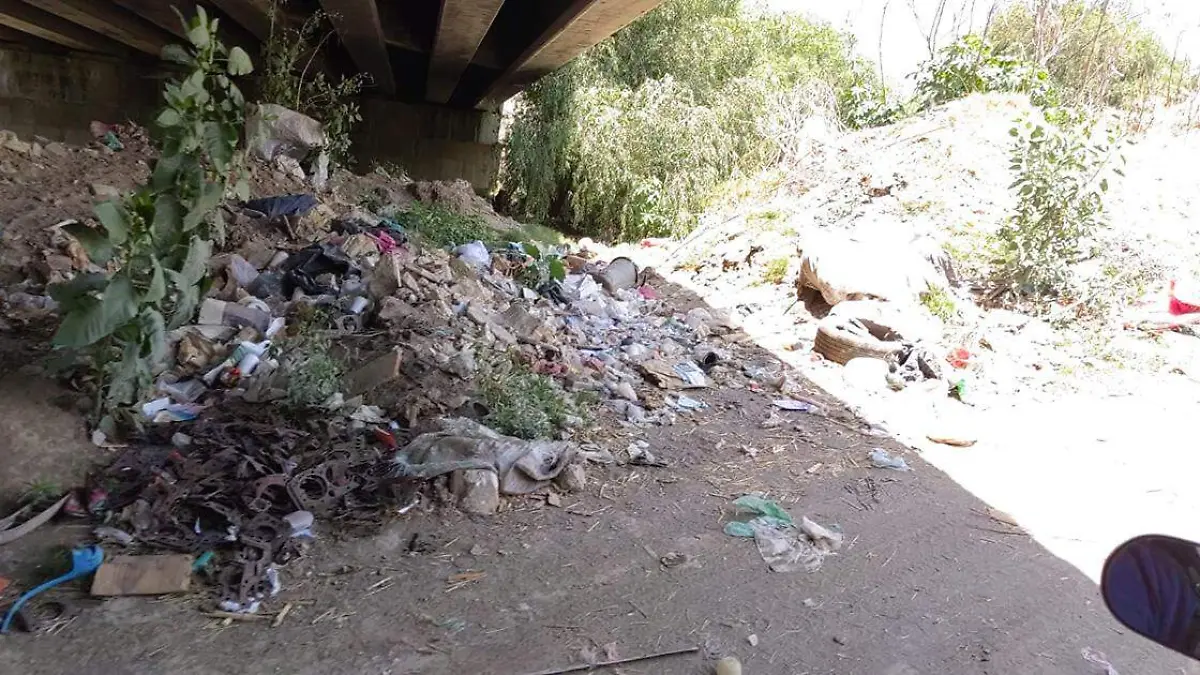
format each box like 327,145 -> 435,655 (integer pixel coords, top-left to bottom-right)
503,0 -> 862,241
988,1 -> 1197,108
914,35 -> 1058,108
393,202 -> 495,248
995,108 -> 1124,300
477,356 -> 582,440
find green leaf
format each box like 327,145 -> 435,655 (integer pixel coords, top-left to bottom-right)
49,272 -> 109,311
52,274 -> 138,348
183,181 -> 224,230
167,270 -> 200,329
151,194 -> 182,244
179,236 -> 212,287
201,122 -> 232,172
227,46 -> 253,76
156,108 -> 181,127
144,257 -> 166,303
186,22 -> 210,49
94,200 -> 129,246
150,153 -> 182,191
141,307 -> 168,364
548,257 -> 566,282
522,242 -> 542,259
63,222 -> 114,264
161,44 -> 191,65
1099,178 -> 1109,193
234,178 -> 250,202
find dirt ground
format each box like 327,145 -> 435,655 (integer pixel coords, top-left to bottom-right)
0,123 -> 1196,675
0,286 -> 1194,674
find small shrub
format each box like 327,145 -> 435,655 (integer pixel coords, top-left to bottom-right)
393,202 -> 495,248
477,356 -> 580,440
281,311 -> 342,409
920,286 -> 956,322
914,35 -> 1058,108
259,0 -> 366,165
994,108 -> 1124,300
761,257 -> 789,285
51,9 -> 252,420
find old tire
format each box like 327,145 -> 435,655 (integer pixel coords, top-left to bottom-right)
814,315 -> 904,365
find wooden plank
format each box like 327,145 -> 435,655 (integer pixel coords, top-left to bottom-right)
480,0 -> 663,106
207,0 -> 271,41
0,0 -> 124,53
20,0 -> 171,55
318,0 -> 394,96
91,554 -> 195,596
426,0 -> 504,103
0,23 -> 65,50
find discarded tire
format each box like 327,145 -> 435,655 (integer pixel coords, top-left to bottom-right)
814,315 -> 905,365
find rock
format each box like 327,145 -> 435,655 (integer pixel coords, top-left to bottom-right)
3,137 -> 31,154
747,634 -> 759,647
715,657 -> 742,675
487,322 -> 517,345
554,464 -> 587,493
90,183 -> 121,199
546,491 -> 562,507
345,348 -> 403,396
378,296 -> 419,327
43,142 -> 68,157
842,357 -> 890,392
442,348 -> 478,379
625,404 -> 647,423
341,233 -> 378,259
30,142 -> 42,156
368,253 -> 405,298
798,232 -> 948,306
452,469 -> 500,514
466,302 -> 492,326
613,381 -> 638,401
496,305 -> 542,341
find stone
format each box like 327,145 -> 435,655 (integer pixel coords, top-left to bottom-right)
613,381 -> 638,401
546,491 -> 562,507
715,657 -> 742,675
30,142 -> 42,157
91,554 -> 194,596
3,137 -> 31,154
487,322 -> 517,345
442,348 -> 477,379
341,233 -> 377,259
466,302 -> 492,326
368,254 -> 405,298
90,183 -> 121,200
554,464 -> 586,493
345,348 -> 403,396
378,296 -> 418,327
452,469 -> 500,514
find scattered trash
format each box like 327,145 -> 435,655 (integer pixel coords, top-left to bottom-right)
673,361 -> 708,387
91,554 -> 195,596
454,240 -> 490,269
1081,647 -> 1120,675
927,433 -> 977,448
747,633 -> 759,647
947,347 -> 972,369
773,398 -> 821,413
660,552 -> 688,568
668,394 -> 708,410
518,645 -> 699,675
243,193 -> 318,220
247,104 -> 326,162
594,256 -> 639,293
0,495 -> 69,545
93,526 -> 135,546
627,440 -> 666,467
868,448 -> 912,471
724,496 -> 843,572
715,656 -> 743,675
392,418 -> 578,496
1,546 -> 104,633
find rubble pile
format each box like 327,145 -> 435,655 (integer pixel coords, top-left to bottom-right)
0,119 -> 803,617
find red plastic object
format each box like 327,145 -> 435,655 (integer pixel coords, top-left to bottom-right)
947,348 -> 972,369
638,286 -> 658,300
373,427 -> 397,449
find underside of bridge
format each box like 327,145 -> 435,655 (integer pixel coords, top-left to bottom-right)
0,0 -> 662,108
0,0 -> 661,188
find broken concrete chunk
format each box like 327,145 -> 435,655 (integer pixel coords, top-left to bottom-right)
486,322 -> 517,346
452,469 -> 500,515
91,554 -> 194,596
496,305 -> 542,341
345,347 -> 403,396
466,302 -> 492,326
368,253 -> 404,298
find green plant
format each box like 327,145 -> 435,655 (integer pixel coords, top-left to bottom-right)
995,108 -> 1124,300
21,479 -> 61,507
260,0 -> 365,165
989,1 -> 1198,109
515,242 -> 566,291
394,202 -> 494,248
761,257 -> 789,285
503,0 -> 864,241
914,35 -> 1058,108
281,308 -> 343,409
920,286 -> 956,322
51,9 -> 252,420
477,354 -> 581,440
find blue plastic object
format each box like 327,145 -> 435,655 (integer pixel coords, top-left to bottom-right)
1,545 -> 104,634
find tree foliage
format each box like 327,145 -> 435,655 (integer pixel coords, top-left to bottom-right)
52,8 -> 251,420
503,0 -> 863,241
988,0 -> 1198,107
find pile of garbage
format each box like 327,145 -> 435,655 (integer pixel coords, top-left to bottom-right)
0,166 -> 814,618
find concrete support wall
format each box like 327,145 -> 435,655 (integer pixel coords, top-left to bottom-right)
354,98 -> 501,192
0,45 -> 161,143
